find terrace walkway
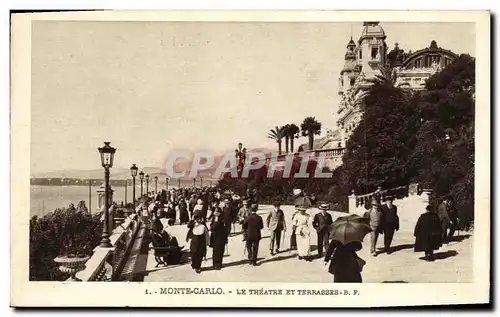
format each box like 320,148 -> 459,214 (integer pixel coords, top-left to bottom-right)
138,196 -> 473,283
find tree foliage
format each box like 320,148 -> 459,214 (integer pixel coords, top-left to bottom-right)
29,207 -> 102,281
341,74 -> 419,193
300,117 -> 322,150
410,54 -> 475,228
267,126 -> 285,154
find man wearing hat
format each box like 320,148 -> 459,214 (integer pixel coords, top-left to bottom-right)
380,196 -> 399,254
221,198 -> 233,238
313,203 -> 333,257
209,208 -> 228,270
238,200 -> 252,241
242,204 -> 263,266
368,198 -> 383,256
266,201 -> 286,255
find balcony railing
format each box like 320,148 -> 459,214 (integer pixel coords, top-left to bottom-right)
76,213 -> 142,282
348,185 -> 410,214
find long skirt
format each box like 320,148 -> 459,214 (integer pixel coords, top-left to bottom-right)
190,234 -> 207,270
290,230 -> 297,250
296,233 -> 311,257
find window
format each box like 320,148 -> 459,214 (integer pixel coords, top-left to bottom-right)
371,47 -> 378,59
415,59 -> 421,68
350,78 -> 355,86
359,50 -> 362,59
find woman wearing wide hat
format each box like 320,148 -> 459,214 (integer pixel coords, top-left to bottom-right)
293,205 -> 312,261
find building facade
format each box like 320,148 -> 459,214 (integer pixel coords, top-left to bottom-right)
298,22 -> 458,170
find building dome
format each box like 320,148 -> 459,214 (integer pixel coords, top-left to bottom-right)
359,22 -> 386,42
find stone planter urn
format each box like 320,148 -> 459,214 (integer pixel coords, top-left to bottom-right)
54,255 -> 90,281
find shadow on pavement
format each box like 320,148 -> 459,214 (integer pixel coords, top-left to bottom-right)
202,257 -> 266,271
447,234 -> 471,243
388,243 -> 415,253
432,250 -> 458,260
258,253 -> 298,265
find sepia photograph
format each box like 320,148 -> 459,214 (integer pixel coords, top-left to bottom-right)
10,10 -> 490,307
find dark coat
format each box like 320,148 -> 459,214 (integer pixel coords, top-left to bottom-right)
324,241 -> 363,283
151,232 -> 169,257
313,212 -> 333,232
242,213 -> 263,241
210,218 -> 228,247
414,211 -> 443,252
178,201 -> 189,222
381,204 -> 399,231
222,205 -> 233,225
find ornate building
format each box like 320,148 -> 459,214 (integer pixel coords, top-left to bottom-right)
297,22 -> 459,171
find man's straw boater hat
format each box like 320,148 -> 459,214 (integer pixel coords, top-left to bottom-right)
319,203 -> 329,210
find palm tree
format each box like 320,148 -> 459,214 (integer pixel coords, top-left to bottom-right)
282,124 -> 290,153
367,66 -> 409,88
267,126 -> 285,154
288,123 -> 300,152
300,117 -> 322,151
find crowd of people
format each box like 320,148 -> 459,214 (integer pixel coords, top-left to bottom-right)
363,195 -> 461,262
126,184 -> 464,282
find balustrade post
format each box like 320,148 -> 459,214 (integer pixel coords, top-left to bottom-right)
421,188 -> 432,204
349,190 -> 357,214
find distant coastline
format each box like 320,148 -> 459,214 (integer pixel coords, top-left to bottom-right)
30,177 -> 218,187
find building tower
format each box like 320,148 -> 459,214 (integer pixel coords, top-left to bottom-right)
357,22 -> 387,80
338,36 -> 360,147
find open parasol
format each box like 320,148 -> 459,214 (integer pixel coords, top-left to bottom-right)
329,214 -> 372,245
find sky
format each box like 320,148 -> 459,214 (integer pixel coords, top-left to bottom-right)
31,21 -> 475,174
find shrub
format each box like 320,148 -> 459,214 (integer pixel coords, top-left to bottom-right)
29,206 -> 102,281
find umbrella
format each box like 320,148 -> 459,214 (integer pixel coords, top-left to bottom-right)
294,196 -> 312,208
329,214 -> 372,245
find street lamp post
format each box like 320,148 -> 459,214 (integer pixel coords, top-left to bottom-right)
193,178 -> 196,188
178,178 -> 181,189
201,177 -> 203,188
166,177 -> 169,190
97,141 -> 116,248
130,164 -> 138,207
235,142 -> 247,174
139,171 -> 144,197
154,176 -> 158,193
124,180 -> 127,205
146,174 -> 150,196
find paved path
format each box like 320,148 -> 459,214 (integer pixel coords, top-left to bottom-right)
142,196 -> 473,283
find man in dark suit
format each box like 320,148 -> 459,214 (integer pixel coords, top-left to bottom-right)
312,203 -> 333,257
380,196 -> 399,254
242,204 -> 263,266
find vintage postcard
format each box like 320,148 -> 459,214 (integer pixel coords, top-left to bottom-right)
10,10 -> 490,307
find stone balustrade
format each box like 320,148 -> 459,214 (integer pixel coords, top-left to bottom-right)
76,213 -> 141,281
348,185 -> 411,214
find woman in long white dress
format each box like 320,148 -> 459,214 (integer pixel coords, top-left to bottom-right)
293,206 -> 312,261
